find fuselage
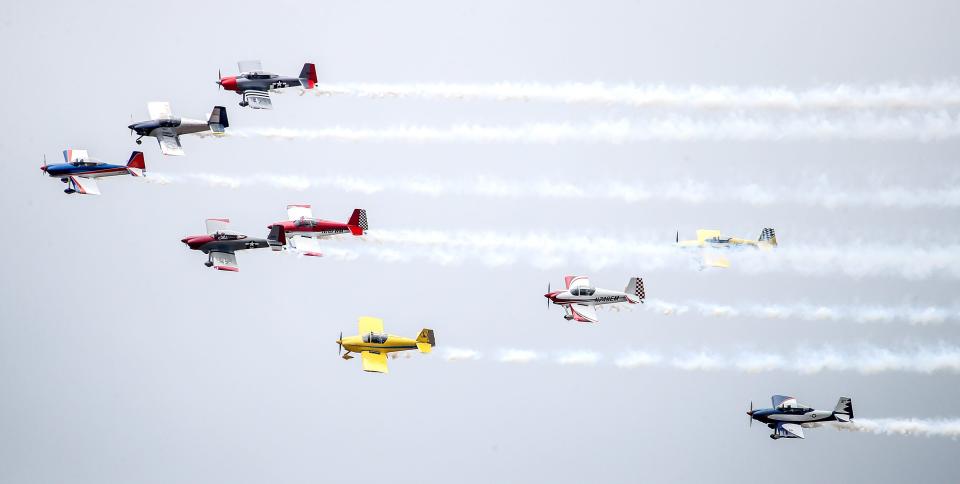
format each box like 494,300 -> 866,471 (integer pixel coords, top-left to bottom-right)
42,162 -> 129,179
219,72 -> 304,93
128,117 -> 210,138
181,233 -> 269,253
545,288 -> 637,307
678,237 -> 762,249
269,219 -> 353,238
749,407 -> 838,426
338,333 -> 419,354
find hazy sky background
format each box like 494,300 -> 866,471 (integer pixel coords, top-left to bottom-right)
2,1 -> 959,482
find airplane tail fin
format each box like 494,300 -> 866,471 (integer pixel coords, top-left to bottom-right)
625,277 -> 646,304
758,227 -> 777,247
347,209 -> 368,235
125,151 -> 146,177
299,63 -> 318,89
208,106 -> 229,134
267,224 -> 286,251
415,328 -> 435,353
833,397 -> 853,421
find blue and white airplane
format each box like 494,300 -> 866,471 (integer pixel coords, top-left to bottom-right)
748,395 -> 854,440
41,149 -> 146,195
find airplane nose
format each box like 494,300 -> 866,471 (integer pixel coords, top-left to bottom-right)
127,124 -> 136,130
40,165 -> 47,172
219,77 -> 238,91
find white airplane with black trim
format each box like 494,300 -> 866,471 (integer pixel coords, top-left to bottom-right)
544,275 -> 645,323
748,395 -> 854,440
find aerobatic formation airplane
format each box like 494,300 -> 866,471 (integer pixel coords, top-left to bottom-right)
748,395 -> 854,440
676,227 -> 777,268
544,275 -> 646,323
337,317 -> 436,373
128,102 -> 228,156
267,204 -> 368,257
217,60 -> 318,109
181,218 -> 282,271
41,149 -> 146,195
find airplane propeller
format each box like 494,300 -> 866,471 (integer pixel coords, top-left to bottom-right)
676,231 -> 679,243
40,154 -> 47,175
338,331 -> 343,356
747,401 -> 754,427
216,69 -> 222,90
546,282 -> 551,309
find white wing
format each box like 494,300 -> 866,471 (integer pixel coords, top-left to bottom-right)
772,395 -> 797,409
243,90 -> 273,110
289,235 -> 323,257
775,423 -> 805,439
570,304 -> 599,323
208,251 -> 238,272
156,129 -> 184,156
148,101 -> 173,120
67,176 -> 100,195
63,149 -> 89,163
565,275 -> 591,290
205,218 -> 231,235
238,60 -> 263,74
286,204 -> 313,221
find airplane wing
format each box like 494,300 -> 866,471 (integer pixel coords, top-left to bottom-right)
288,235 -> 323,257
570,304 -> 599,323
208,251 -> 238,272
703,253 -> 731,268
774,423 -> 805,439
238,60 -> 263,73
361,351 -> 389,373
156,129 -> 185,156
205,218 -> 230,235
63,149 -> 89,163
243,91 -> 273,110
287,204 -> 313,221
772,395 -> 797,408
696,229 -> 722,243
564,275 -> 591,290
358,316 -> 384,335
148,101 -> 173,120
66,176 -> 100,195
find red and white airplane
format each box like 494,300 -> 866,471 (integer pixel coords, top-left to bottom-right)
544,275 -> 646,323
267,204 -> 368,257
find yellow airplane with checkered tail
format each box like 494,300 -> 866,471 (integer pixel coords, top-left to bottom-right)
677,228 -> 777,268
337,317 -> 436,373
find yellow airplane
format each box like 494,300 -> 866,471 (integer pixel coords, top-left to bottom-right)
676,228 -> 777,268
336,316 -> 435,373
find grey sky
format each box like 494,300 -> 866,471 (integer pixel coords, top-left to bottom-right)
2,0 -> 959,482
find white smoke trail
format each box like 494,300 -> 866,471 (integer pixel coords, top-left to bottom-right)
644,299 -> 960,325
313,81 -> 960,111
341,230 -> 960,279
499,349 -> 543,364
149,173 -> 960,210
555,351 -> 602,366
834,419 -> 960,439
442,346 -> 960,374
227,113 -> 960,143
443,348 -> 482,361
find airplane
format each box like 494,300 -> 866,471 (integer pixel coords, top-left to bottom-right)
748,395 -> 854,440
676,227 -> 777,268
336,316 -> 435,373
217,60 -> 318,109
128,102 -> 228,156
267,205 -> 368,257
544,275 -> 646,323
41,149 -> 146,195
181,218 -> 282,271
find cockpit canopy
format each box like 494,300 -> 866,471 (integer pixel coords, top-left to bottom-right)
244,72 -> 276,80
213,231 -> 246,241
293,217 -> 318,228
570,286 -> 596,296
362,332 -> 388,344
706,236 -> 732,244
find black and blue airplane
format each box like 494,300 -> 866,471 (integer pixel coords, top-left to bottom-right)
748,395 -> 854,439
41,149 -> 146,195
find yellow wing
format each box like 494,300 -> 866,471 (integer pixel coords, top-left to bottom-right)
358,316 -> 384,334
704,253 -> 731,268
696,229 -> 722,243
361,351 -> 389,373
